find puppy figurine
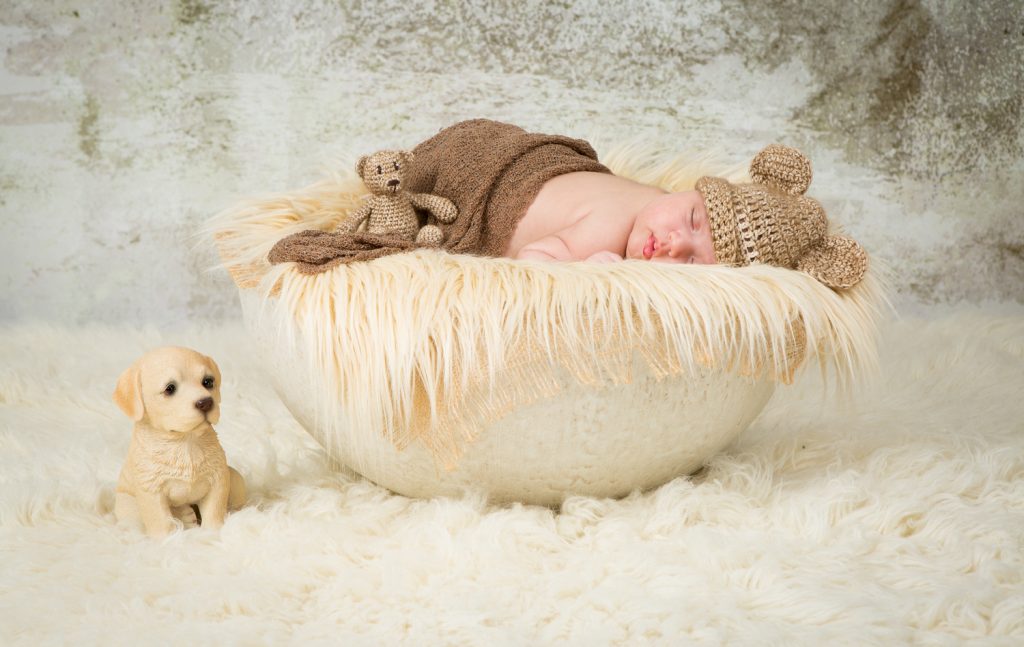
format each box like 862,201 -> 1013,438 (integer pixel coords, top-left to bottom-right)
112,346 -> 246,538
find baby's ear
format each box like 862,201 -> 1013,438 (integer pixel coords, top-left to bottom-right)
113,362 -> 144,422
355,155 -> 369,179
750,144 -> 812,195
796,235 -> 868,291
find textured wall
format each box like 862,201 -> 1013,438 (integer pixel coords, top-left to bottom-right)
1,0 -> 1022,325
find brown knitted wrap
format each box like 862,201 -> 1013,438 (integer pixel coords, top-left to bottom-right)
267,230 -> 419,272
268,119 -> 611,270
697,144 -> 868,291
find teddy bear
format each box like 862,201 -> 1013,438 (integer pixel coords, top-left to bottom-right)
337,149 -> 458,246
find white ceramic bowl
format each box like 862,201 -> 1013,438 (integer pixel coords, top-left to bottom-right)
241,290 -> 775,506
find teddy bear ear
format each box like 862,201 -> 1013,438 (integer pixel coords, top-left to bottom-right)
401,150 -> 415,164
356,155 -> 369,178
750,144 -> 812,196
796,235 -> 868,291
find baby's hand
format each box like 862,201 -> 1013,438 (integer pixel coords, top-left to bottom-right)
585,251 -> 624,263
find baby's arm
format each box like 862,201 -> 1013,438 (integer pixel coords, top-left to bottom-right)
515,233 -> 575,261
585,250 -> 624,263
515,217 -> 624,263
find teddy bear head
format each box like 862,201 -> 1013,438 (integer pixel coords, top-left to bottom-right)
356,150 -> 415,196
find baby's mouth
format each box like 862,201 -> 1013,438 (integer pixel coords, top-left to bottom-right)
643,234 -> 657,260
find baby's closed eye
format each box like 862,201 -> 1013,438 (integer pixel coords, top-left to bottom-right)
690,207 -> 709,232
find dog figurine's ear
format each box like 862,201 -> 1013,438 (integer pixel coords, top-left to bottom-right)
203,354 -> 222,424
206,354 -> 222,388
113,362 -> 144,421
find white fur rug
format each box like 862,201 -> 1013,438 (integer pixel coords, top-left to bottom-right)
1,308 -> 1022,644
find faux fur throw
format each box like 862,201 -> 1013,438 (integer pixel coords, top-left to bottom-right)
267,119 -> 611,271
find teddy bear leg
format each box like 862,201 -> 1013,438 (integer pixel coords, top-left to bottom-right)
416,225 -> 444,246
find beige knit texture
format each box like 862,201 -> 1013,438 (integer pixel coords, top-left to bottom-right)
348,150 -> 424,239
697,145 -> 868,291
267,150 -> 457,270
750,143 -> 813,195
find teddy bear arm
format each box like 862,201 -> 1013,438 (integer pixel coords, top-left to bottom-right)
410,193 -> 458,223
337,201 -> 373,233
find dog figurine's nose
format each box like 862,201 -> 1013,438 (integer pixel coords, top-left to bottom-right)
195,397 -> 214,413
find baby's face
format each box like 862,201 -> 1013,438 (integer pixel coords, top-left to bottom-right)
625,191 -> 716,264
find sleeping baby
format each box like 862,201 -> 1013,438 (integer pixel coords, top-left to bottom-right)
506,171 -> 716,265
270,119 -> 867,290
500,128 -> 867,290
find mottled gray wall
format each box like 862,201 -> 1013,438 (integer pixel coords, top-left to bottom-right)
1,0 -> 1021,325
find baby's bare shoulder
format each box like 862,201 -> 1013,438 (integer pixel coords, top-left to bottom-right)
511,172 -> 656,260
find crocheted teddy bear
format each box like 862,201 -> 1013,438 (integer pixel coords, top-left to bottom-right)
338,149 -> 458,246
696,144 -> 868,290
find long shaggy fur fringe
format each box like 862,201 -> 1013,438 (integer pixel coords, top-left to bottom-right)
204,147 -> 888,466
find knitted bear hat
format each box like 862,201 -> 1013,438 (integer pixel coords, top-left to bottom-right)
696,144 -> 868,291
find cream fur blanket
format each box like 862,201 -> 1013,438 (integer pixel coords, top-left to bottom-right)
1,310 -> 1022,643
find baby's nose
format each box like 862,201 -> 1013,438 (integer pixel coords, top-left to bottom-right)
667,230 -> 691,257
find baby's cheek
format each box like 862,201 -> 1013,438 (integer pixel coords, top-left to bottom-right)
653,207 -> 682,230
700,228 -> 717,264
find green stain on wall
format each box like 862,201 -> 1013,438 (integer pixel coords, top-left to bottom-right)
176,0 -> 211,25
77,94 -> 100,160
724,0 -> 1023,182
795,0 -> 932,175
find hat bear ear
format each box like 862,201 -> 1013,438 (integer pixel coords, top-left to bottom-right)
750,144 -> 813,196
796,235 -> 868,291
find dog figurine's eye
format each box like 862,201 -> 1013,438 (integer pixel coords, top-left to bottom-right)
202,376 -> 215,389
163,382 -> 177,396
